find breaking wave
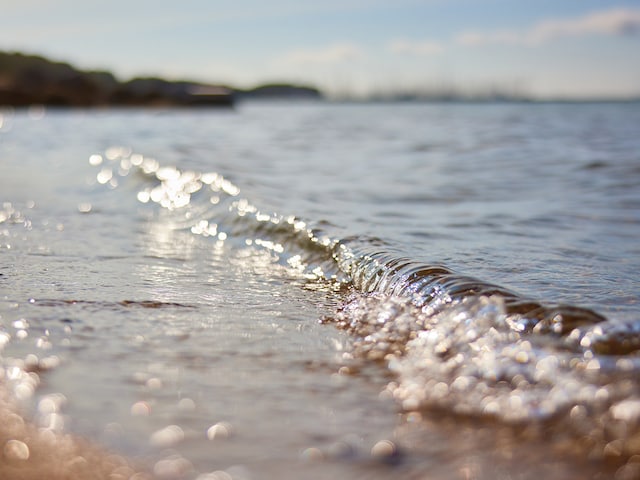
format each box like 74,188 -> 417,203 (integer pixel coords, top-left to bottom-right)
95,148 -> 640,466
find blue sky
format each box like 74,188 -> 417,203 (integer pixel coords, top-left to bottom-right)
1,0 -> 640,98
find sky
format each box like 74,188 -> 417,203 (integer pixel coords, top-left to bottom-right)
1,0 -> 640,99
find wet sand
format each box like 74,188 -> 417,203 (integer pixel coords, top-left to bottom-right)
0,386 -> 150,480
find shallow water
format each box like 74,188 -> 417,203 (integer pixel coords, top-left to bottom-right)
1,102 -> 640,479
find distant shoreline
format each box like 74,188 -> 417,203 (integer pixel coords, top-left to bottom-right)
0,51 -> 322,108
2,50 -> 639,107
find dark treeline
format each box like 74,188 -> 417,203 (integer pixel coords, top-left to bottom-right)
0,51 -> 323,107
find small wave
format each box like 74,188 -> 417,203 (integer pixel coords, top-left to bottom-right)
332,242 -> 627,348
94,149 -> 640,465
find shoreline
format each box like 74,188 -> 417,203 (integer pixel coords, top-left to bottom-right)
0,51 -> 322,108
3,50 -> 638,108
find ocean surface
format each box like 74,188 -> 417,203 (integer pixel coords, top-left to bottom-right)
1,101 -> 639,480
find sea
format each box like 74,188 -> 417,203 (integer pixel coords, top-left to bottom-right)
1,101 -> 639,480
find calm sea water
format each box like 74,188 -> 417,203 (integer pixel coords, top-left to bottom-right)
1,102 -> 640,479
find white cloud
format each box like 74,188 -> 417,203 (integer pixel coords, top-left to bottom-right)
457,7 -> 640,47
387,39 -> 444,55
275,43 -> 364,65
456,31 -> 519,47
528,8 -> 640,42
